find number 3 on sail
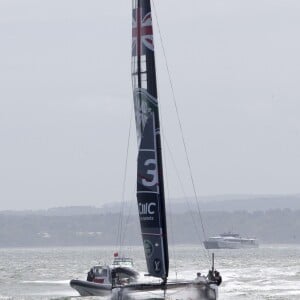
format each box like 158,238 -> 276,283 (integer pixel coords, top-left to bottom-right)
142,159 -> 158,187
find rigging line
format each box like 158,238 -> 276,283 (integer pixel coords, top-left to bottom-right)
162,133 -> 210,262
120,190 -> 134,250
116,106 -> 134,252
120,108 -> 134,253
159,113 -> 178,276
151,0 -> 210,260
120,118 -> 135,252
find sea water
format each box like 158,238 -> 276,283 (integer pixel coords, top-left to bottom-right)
0,245 -> 299,299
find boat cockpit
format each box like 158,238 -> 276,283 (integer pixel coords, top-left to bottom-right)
88,264 -> 139,286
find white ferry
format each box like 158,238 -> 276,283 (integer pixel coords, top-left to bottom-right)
203,233 -> 259,249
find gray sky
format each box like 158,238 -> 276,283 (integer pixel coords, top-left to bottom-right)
0,0 -> 300,210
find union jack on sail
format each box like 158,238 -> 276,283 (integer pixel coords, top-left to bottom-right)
132,8 -> 154,56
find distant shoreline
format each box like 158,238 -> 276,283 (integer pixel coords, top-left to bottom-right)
1,207 -> 299,247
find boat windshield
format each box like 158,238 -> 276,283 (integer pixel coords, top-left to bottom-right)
93,266 -> 108,277
112,258 -> 134,267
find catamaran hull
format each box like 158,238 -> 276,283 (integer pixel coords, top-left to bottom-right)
123,281 -> 218,300
70,279 -> 218,300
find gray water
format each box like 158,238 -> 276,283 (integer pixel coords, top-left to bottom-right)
0,245 -> 299,299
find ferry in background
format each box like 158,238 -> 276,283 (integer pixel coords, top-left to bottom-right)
203,233 -> 259,249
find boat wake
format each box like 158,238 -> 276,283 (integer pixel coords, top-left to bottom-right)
22,280 -> 70,285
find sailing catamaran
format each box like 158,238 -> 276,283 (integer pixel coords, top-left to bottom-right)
129,0 -> 221,298
70,0 -> 221,298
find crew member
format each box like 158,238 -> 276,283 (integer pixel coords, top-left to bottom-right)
87,268 -> 94,282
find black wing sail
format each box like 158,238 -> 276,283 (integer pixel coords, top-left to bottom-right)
131,0 -> 169,279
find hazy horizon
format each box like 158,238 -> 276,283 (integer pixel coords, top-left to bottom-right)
1,0 -> 300,210
1,193 -> 300,212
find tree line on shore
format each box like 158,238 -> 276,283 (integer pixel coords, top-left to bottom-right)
0,208 -> 299,247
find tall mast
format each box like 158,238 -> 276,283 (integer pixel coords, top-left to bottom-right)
131,0 -> 169,279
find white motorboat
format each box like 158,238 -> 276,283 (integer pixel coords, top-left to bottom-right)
70,256 -> 139,297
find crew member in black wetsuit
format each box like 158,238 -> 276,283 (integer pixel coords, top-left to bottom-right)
207,269 -> 222,286
214,270 -> 222,286
87,268 -> 94,282
111,268 -> 116,287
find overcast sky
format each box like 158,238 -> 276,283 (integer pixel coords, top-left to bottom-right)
0,0 -> 299,210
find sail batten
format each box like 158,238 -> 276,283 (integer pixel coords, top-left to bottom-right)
132,0 -> 169,279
